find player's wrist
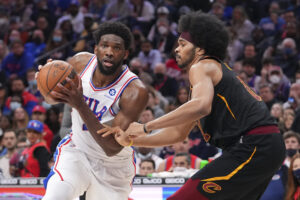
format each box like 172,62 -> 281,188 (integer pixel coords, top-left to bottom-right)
143,123 -> 151,134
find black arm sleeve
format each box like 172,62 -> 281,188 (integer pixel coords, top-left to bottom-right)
34,147 -> 51,177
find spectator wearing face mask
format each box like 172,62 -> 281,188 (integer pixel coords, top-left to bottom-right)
283,131 -> 300,168
274,38 -> 299,79
268,66 -> 291,102
2,78 -> 38,116
285,154 -> 300,200
24,29 -> 46,59
25,68 -> 41,100
152,62 -> 179,99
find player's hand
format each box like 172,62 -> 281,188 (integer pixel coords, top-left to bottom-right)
98,125 -> 132,146
125,122 -> 147,138
50,75 -> 84,108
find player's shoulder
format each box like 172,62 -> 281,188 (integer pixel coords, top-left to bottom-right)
121,78 -> 148,102
68,52 -> 95,74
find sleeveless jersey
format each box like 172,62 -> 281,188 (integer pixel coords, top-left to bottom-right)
197,57 -> 276,149
71,55 -> 138,161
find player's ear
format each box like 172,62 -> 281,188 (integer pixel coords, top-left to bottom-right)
123,50 -> 129,60
195,47 -> 204,57
94,45 -> 98,55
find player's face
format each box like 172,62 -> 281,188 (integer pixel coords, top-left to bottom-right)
95,34 -> 128,75
175,38 -> 196,69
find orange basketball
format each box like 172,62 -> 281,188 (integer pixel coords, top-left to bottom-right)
36,60 -> 79,104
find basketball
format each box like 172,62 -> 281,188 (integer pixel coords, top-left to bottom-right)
36,60 -> 79,104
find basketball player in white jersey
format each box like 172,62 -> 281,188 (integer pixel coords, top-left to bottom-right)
41,22 -> 148,200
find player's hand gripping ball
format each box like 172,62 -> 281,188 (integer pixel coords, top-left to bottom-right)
36,60 -> 79,104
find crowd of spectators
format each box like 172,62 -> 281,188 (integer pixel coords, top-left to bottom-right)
0,0 -> 300,199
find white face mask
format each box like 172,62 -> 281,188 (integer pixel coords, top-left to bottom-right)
158,26 -> 168,35
296,79 -> 300,84
269,75 -> 281,84
10,102 -> 21,110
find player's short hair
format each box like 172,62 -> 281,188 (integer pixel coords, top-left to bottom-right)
93,22 -> 132,50
178,11 -> 229,60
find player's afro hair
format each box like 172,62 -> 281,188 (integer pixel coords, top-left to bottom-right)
178,12 -> 229,60
93,22 -> 132,50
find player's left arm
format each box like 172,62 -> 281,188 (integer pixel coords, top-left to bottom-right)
112,79 -> 149,132
144,63 -> 215,132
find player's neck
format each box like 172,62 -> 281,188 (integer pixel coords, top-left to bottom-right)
92,66 -> 124,88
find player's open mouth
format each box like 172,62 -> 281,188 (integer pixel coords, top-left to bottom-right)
103,60 -> 113,67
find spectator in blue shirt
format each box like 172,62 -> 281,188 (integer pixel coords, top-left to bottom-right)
24,29 -> 46,59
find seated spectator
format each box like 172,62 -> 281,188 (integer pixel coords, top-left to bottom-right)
168,152 -> 193,172
270,102 -> 284,122
24,29 -> 46,59
0,115 -> 12,132
0,40 -> 9,64
258,2 -> 285,37
11,107 -> 29,130
103,0 -> 132,22
268,66 -> 290,102
157,137 -> 202,172
242,58 -> 261,91
0,83 -> 7,111
138,40 -> 162,72
129,57 -> 153,85
25,68 -> 41,100
290,83 -> 300,133
0,129 -> 17,178
285,154 -> 300,200
274,38 -> 299,79
1,40 -> 34,80
31,105 -> 53,150
259,84 -> 276,110
146,90 -> 164,118
138,159 -> 155,176
283,131 -> 300,168
19,120 -> 50,177
152,62 -> 179,99
167,86 -> 189,112
3,77 -> 38,116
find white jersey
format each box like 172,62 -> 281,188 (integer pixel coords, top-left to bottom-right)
71,55 -> 138,162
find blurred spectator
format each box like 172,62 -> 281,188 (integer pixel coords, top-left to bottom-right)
146,90 -> 164,118
134,145 -> 163,173
24,29 -> 46,59
167,86 -> 188,112
11,107 -> 29,130
242,58 -> 261,91
227,27 -> 244,66
131,26 -> 146,57
18,120 -> 50,177
274,38 -> 299,79
268,66 -> 290,102
1,40 -> 34,80
138,158 -> 155,176
259,2 -> 285,37
73,14 -> 98,53
290,83 -> 300,133
56,1 -> 84,35
283,131 -> 300,167
138,40 -> 162,71
45,106 -> 61,136
88,0 -> 107,20
147,17 -> 177,59
59,19 -> 77,42
31,105 -> 53,151
129,57 -> 153,85
0,83 -> 6,111
153,62 -> 179,99
259,84 -> 276,110
3,77 -> 38,116
231,6 -> 255,43
0,40 -> 9,65
25,68 -> 40,100
58,104 -> 72,139
168,152 -> 192,172
46,29 -> 73,61
35,15 -> 52,42
0,9 -> 9,39
0,129 -> 17,178
0,115 -> 12,132
239,42 -> 262,73
270,102 -> 284,122
129,0 -> 154,33
103,0 -> 132,22
4,29 -> 22,46
157,137 -> 202,172
285,154 -> 300,200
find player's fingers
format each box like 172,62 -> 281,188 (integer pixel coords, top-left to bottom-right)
46,59 -> 53,63
56,83 -> 70,95
101,129 -> 115,137
97,127 -> 110,135
35,72 -> 39,80
51,90 -> 66,100
38,65 -> 43,70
